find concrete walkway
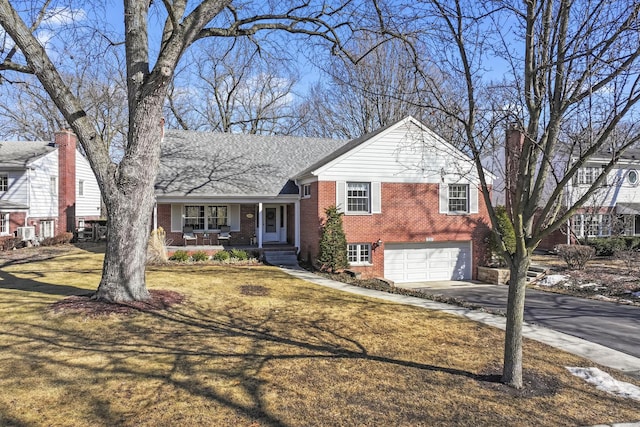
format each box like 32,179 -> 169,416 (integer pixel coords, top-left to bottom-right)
281,267 -> 640,379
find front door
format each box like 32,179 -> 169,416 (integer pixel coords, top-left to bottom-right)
263,205 -> 286,243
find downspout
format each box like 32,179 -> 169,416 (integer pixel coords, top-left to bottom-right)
25,167 -> 31,227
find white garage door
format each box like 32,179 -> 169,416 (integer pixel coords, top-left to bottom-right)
384,242 -> 472,282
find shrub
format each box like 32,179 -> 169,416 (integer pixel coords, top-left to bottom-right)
555,244 -> 595,270
317,205 -> 349,272
191,251 -> 209,262
213,250 -> 230,261
584,237 -> 626,256
0,236 -> 23,251
229,248 -> 248,260
40,233 -> 73,247
614,248 -> 640,273
169,250 -> 190,262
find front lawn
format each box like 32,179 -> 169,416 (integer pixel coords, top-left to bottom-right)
1,245 -> 639,426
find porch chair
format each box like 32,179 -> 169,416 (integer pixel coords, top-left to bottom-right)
217,225 -> 231,244
182,226 -> 197,246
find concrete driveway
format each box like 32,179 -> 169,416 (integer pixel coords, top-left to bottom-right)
398,281 -> 640,359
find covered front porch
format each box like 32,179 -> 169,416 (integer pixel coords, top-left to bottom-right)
154,199 -> 301,249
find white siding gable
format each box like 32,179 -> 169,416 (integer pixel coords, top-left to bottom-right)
28,151 -> 58,217
568,164 -> 640,208
75,154 -> 102,217
316,118 -> 487,186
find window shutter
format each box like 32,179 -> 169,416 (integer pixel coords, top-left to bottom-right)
371,182 -> 381,213
171,204 -> 183,232
229,204 -> 240,231
469,185 -> 479,214
439,183 -> 448,214
336,181 -> 346,213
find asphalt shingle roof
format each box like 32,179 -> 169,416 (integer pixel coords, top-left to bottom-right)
0,141 -> 54,169
156,130 -> 348,197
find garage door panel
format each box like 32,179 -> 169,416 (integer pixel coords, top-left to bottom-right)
384,242 -> 472,283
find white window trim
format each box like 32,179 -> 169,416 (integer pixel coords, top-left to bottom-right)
183,204 -> 230,231
348,243 -> 372,266
78,180 -> 84,196
572,213 -> 612,238
627,169 -> 639,186
0,174 -> 8,192
302,183 -> 311,198
0,213 -> 9,235
346,182 -> 371,214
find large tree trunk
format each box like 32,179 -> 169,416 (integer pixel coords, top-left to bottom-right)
93,98 -> 165,303
93,189 -> 155,302
502,253 -> 531,388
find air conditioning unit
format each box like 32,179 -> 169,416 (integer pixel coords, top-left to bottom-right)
16,226 -> 36,241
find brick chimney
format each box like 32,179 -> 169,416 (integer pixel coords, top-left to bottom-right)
505,124 -> 524,214
55,129 -> 77,234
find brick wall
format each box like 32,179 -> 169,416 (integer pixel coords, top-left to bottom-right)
301,181 -> 491,279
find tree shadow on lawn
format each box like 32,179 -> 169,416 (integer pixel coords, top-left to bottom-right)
3,291 -> 586,426
0,266 -> 93,297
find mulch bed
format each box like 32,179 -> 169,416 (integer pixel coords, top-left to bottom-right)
49,290 -> 185,317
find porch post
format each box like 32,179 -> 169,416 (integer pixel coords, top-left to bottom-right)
294,200 -> 300,252
257,202 -> 263,248
153,203 -> 158,231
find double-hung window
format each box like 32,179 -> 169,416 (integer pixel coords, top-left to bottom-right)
576,166 -> 606,185
184,205 -> 205,229
0,213 -> 8,235
185,205 -> 229,230
206,206 -> 228,230
347,182 -> 370,213
348,243 -> 371,265
0,174 -> 7,192
448,184 -> 469,213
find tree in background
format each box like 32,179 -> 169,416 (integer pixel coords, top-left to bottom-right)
0,0 -> 388,302
407,0 -> 640,387
317,205 -> 349,273
165,38 -> 304,134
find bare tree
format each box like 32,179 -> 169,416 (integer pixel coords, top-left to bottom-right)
0,0 -> 386,302
165,38 -> 304,134
408,0 -> 640,388
299,39 -> 437,139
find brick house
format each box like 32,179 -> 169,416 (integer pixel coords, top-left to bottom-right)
154,116 -> 493,282
0,130 -> 102,241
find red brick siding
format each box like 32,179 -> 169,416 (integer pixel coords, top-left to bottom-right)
236,204 -> 257,245
55,130 -> 77,234
301,181 -> 491,279
9,212 -> 26,234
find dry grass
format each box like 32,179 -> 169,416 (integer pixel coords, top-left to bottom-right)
1,246 -> 639,426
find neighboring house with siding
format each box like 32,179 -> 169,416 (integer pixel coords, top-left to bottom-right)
567,149 -> 640,240
0,130 -> 102,240
155,116 -> 493,282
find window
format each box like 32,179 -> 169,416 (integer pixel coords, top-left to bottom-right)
78,180 -> 84,196
347,182 -> 370,213
50,177 -> 57,195
448,184 -> 469,213
184,205 -> 205,229
302,184 -> 311,198
576,166 -> 606,185
348,243 -> 371,265
628,170 -> 639,186
0,213 -> 8,235
572,214 -> 611,237
571,215 -> 583,237
0,175 -> 7,192
40,220 -> 55,239
185,205 -> 229,230
206,205 -> 228,230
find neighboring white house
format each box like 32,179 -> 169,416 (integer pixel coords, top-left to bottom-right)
0,130 -> 101,240
567,149 -> 640,238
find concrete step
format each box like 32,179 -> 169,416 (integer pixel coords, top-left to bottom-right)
263,251 -> 298,266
